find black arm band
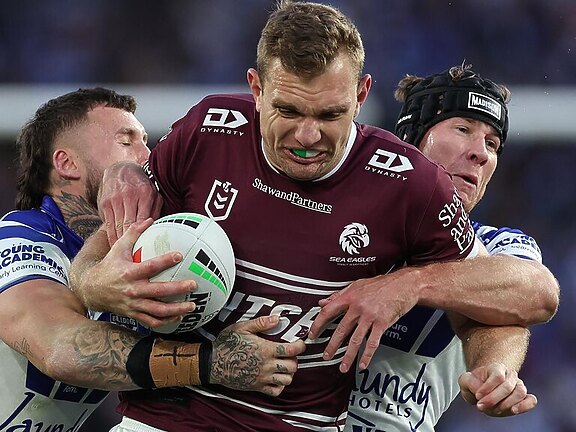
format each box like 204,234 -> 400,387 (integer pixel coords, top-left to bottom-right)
126,336 -> 156,389
199,341 -> 213,386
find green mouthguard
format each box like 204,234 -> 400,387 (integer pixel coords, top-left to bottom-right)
293,149 -> 307,157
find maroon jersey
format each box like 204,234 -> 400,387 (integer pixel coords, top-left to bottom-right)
118,94 -> 475,431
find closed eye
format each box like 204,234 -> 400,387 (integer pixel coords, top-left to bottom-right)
320,111 -> 344,121
277,107 -> 299,118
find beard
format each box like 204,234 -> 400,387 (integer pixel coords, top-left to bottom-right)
85,166 -> 102,210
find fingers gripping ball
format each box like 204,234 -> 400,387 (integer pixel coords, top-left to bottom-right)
132,213 -> 235,334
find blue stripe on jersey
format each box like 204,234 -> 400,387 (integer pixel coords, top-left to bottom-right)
473,220 -> 542,261
472,221 -> 526,237
1,196 -> 84,259
2,197 -> 109,409
25,362 -> 58,398
25,345 -> 107,405
415,314 -> 453,357
0,225 -> 68,254
511,254 -> 536,260
379,307 -> 455,358
379,223 -> 543,360
0,274 -> 65,294
83,389 -> 109,404
380,306 -> 435,352
25,362 -> 89,403
53,383 -> 89,403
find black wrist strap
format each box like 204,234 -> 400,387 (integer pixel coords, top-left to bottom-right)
126,336 -> 156,389
199,340 -> 213,386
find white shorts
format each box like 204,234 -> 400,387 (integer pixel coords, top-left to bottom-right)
109,417 -> 167,432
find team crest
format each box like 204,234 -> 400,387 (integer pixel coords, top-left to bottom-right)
205,180 -> 238,221
339,222 -> 370,255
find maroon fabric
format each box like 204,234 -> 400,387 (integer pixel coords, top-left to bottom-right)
118,93 -> 474,431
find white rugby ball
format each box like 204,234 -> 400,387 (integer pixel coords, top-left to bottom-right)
132,212 -> 235,334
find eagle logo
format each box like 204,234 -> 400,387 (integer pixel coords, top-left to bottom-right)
339,223 -> 370,255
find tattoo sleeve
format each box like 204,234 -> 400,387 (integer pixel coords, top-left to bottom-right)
69,322 -> 142,390
211,330 -> 261,390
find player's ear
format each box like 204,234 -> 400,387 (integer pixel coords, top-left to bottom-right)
354,74 -> 372,118
247,68 -> 263,112
53,148 -> 82,180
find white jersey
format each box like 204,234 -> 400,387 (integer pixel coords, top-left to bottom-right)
345,221 -> 542,432
0,196 -> 141,431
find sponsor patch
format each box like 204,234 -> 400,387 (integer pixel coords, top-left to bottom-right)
467,92 -> 502,120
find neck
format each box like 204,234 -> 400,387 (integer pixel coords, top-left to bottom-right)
51,191 -> 102,240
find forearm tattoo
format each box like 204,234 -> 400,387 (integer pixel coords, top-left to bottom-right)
10,338 -> 31,357
211,330 -> 261,390
71,323 -> 141,389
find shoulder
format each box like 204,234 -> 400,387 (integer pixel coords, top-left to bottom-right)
473,221 -> 542,262
198,93 -> 255,109
356,122 -> 447,178
0,209 -> 55,241
183,93 -> 255,125
0,210 -> 72,293
154,93 -> 256,148
0,207 -> 76,257
354,122 -> 453,205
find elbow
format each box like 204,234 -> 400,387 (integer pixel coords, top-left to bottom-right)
521,267 -> 560,326
42,346 -> 83,386
539,275 -> 560,323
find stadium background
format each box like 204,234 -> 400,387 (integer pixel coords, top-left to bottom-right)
0,1 -> 574,430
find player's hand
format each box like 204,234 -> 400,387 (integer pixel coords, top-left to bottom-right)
459,363 -> 537,416
309,268 -> 419,373
210,315 -> 306,397
79,219 -> 197,329
99,161 -> 163,245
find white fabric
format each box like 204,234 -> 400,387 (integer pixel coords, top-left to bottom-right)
109,417 -> 168,432
345,224 -> 542,431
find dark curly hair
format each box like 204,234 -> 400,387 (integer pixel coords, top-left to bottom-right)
15,87 -> 136,210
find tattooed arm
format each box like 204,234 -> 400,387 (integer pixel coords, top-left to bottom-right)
0,278 -> 304,394
210,316 -> 306,397
0,278 -> 143,390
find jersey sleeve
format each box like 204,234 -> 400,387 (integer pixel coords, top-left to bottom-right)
0,222 -> 70,293
147,108 -> 197,214
408,168 -> 477,265
473,221 -> 542,262
147,93 -> 253,216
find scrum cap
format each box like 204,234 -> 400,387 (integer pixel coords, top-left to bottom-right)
395,67 -> 509,154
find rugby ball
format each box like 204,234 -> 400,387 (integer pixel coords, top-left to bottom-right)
132,212 -> 235,334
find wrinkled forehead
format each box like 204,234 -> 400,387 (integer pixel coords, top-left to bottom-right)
263,55 -> 358,86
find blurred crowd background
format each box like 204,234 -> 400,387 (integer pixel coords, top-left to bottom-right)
0,1 -> 574,431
